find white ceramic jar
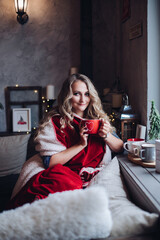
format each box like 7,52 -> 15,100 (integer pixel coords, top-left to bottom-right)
155,140 -> 160,173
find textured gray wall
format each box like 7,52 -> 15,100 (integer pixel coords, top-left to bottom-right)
0,0 -> 80,131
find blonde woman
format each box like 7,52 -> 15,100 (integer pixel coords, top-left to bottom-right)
7,74 -> 123,209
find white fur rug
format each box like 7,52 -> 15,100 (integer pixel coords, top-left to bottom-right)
0,186 -> 112,240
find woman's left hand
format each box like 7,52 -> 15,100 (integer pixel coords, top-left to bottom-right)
98,119 -> 112,139
98,119 -> 124,153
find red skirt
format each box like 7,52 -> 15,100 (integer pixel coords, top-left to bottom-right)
7,164 -> 83,210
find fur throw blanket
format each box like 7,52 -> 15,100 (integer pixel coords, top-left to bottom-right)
0,186 -> 112,240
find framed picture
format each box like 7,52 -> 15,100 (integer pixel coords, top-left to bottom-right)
5,86 -> 42,132
136,124 -> 146,140
12,108 -> 31,132
122,0 -> 130,22
129,22 -> 143,40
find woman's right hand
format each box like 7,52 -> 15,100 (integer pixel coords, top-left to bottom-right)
79,123 -> 89,147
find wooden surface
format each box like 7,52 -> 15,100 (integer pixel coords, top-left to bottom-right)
128,153 -> 155,168
118,153 -> 160,214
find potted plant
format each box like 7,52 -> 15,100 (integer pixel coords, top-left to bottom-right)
148,100 -> 160,173
148,100 -> 160,140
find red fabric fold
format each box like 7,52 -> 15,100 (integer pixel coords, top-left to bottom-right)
7,164 -> 83,210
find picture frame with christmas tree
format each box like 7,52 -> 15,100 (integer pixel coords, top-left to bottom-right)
12,108 -> 31,132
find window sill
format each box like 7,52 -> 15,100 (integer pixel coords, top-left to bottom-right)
117,153 -> 160,214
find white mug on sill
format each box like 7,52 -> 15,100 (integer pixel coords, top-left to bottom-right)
123,138 -> 145,154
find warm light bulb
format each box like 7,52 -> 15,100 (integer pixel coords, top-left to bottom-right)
18,0 -> 24,11
15,0 -> 28,12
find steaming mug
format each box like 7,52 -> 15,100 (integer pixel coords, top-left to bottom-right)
139,143 -> 155,162
124,138 -> 145,154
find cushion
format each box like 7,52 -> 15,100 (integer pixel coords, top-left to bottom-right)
0,134 -> 30,176
88,157 -> 159,238
0,186 -> 112,240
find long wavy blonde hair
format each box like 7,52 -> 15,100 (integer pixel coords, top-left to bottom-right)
35,73 -> 114,138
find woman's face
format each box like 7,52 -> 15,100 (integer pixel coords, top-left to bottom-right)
71,80 -> 91,117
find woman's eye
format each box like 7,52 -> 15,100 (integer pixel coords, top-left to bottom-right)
85,92 -> 89,96
73,92 -> 79,96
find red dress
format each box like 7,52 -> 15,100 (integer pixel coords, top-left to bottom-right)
7,115 -> 106,209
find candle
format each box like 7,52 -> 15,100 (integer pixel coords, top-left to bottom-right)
112,93 -> 122,108
70,67 -> 78,75
46,85 -> 55,99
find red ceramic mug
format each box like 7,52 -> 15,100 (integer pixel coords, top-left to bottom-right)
82,119 -> 100,134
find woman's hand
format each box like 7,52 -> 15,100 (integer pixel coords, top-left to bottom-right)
79,122 -> 89,147
98,119 -> 112,138
98,119 -> 124,153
